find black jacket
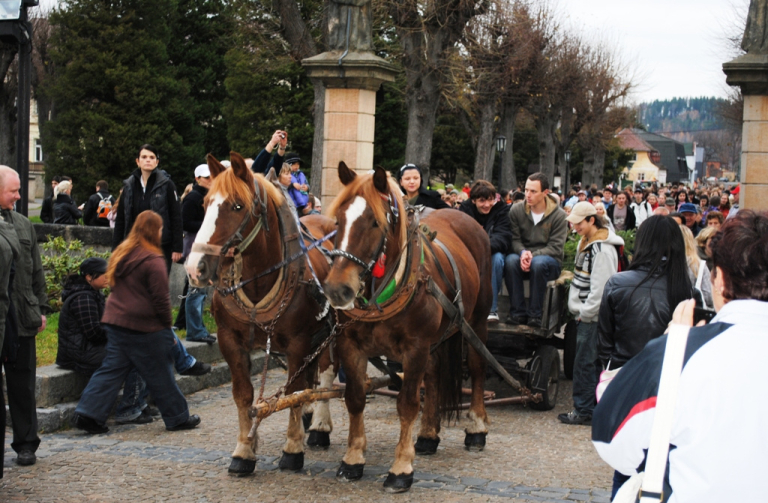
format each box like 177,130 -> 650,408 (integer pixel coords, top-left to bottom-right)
405,187 -> 450,210
113,169 -> 183,252
606,203 -> 636,231
82,190 -> 114,227
181,183 -> 207,235
40,195 -> 54,223
53,193 -> 82,225
457,199 -> 512,255
55,276 -> 107,376
597,267 -> 673,368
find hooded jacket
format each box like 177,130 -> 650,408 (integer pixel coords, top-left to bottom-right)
56,276 -> 107,375
457,199 -> 512,255
508,196 -> 568,264
567,228 -> 624,323
112,169 -> 182,253
102,247 -> 171,333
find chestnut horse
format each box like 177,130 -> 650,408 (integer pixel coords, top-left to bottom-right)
323,163 -> 492,492
185,152 -> 338,476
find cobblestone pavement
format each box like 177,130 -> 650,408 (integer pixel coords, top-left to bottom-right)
2,368 -> 613,502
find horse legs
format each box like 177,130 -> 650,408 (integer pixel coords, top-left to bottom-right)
336,344 -> 368,481
464,322 -> 490,451
383,352 -> 427,493
278,353 -> 309,471
307,350 -> 335,449
220,328 -> 259,476
415,353 -> 442,456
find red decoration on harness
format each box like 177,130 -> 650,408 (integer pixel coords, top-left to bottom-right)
372,253 -> 386,278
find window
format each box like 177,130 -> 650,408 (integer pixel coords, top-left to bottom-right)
34,139 -> 43,162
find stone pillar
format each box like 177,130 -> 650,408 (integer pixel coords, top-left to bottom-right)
723,53 -> 768,212
303,51 -> 397,210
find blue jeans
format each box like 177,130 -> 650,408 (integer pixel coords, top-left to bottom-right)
490,252 -> 505,313
572,321 -> 600,416
504,254 -> 561,319
113,332 -> 195,421
76,326 -> 190,428
185,288 -> 209,340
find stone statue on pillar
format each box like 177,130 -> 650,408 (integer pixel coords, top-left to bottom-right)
327,0 -> 372,52
743,0 -> 768,53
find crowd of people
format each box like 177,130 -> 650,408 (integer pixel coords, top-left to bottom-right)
3,140 -> 765,501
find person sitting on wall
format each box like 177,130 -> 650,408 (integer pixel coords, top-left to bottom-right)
504,173 -> 568,328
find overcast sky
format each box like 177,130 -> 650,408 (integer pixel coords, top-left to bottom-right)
563,0 -> 749,104
37,0 -> 749,104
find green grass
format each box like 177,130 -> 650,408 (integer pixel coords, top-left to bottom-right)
29,216 -> 43,224
35,307 -> 218,367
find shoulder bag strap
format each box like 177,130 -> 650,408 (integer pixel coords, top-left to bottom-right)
639,324 -> 690,502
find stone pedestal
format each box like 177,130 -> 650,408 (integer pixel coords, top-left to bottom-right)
723,54 -> 768,211
303,51 -> 398,210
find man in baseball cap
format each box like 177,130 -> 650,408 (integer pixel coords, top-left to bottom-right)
678,202 -> 702,237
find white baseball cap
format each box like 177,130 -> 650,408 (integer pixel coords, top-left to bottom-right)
194,164 -> 210,178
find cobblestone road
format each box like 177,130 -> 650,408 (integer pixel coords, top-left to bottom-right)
2,368 -> 613,502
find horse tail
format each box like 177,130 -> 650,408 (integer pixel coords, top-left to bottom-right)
435,330 -> 463,422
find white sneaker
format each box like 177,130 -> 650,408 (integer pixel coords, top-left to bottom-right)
487,312 -> 499,323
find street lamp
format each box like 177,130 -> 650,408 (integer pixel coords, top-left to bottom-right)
564,150 -> 571,193
495,135 -> 506,185
0,0 -> 37,216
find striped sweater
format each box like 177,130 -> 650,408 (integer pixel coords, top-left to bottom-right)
567,228 -> 623,322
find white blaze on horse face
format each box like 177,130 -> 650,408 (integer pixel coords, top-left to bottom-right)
185,192 -> 225,281
339,196 -> 368,254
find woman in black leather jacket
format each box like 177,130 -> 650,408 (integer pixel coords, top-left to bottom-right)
597,216 -> 692,368
53,180 -> 82,225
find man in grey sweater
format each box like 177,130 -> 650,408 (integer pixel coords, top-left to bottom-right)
504,173 -> 567,327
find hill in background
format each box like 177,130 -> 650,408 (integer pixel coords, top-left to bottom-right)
637,97 -> 728,143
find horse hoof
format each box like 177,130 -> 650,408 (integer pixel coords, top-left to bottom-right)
302,412 -> 313,431
307,430 -> 330,449
278,451 -> 304,471
464,432 -> 487,452
414,436 -> 440,455
228,457 -> 256,476
336,461 -> 364,481
383,472 -> 414,493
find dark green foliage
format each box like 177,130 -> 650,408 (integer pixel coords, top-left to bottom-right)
639,97 -> 727,133
374,80 -> 407,174
430,112 -> 475,185
41,236 -> 110,311
42,0 -> 229,202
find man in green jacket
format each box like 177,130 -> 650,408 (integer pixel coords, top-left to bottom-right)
0,166 -> 49,467
504,173 -> 567,328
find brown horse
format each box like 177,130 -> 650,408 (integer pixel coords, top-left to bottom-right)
185,152 -> 338,476
323,163 -> 492,492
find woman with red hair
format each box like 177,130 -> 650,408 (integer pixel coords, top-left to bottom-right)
73,211 -> 201,434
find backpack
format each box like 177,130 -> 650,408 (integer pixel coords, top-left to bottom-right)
589,242 -> 630,273
96,193 -> 113,219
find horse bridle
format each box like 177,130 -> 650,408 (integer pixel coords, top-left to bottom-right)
190,179 -> 270,259
327,191 -> 400,277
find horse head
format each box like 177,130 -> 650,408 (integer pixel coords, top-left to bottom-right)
185,151 -> 261,287
323,161 -> 404,310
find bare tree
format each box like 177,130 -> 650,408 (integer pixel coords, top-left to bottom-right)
386,0 -> 487,184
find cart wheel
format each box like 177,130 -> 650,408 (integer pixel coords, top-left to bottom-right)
563,320 -> 578,380
527,345 -> 559,411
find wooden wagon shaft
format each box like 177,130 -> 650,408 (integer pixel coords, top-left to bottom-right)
373,388 -> 496,401
248,375 -> 392,420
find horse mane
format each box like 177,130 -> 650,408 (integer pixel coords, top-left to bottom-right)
205,167 -> 284,211
327,171 -> 407,245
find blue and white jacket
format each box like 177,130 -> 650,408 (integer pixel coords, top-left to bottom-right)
592,300 -> 768,503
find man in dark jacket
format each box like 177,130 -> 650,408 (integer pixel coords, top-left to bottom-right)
458,180 -> 512,322
0,165 -> 49,467
112,148 -> 183,272
251,130 -> 287,174
179,165 -> 215,344
39,175 -> 61,223
82,180 -> 115,227
679,202 -> 703,237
